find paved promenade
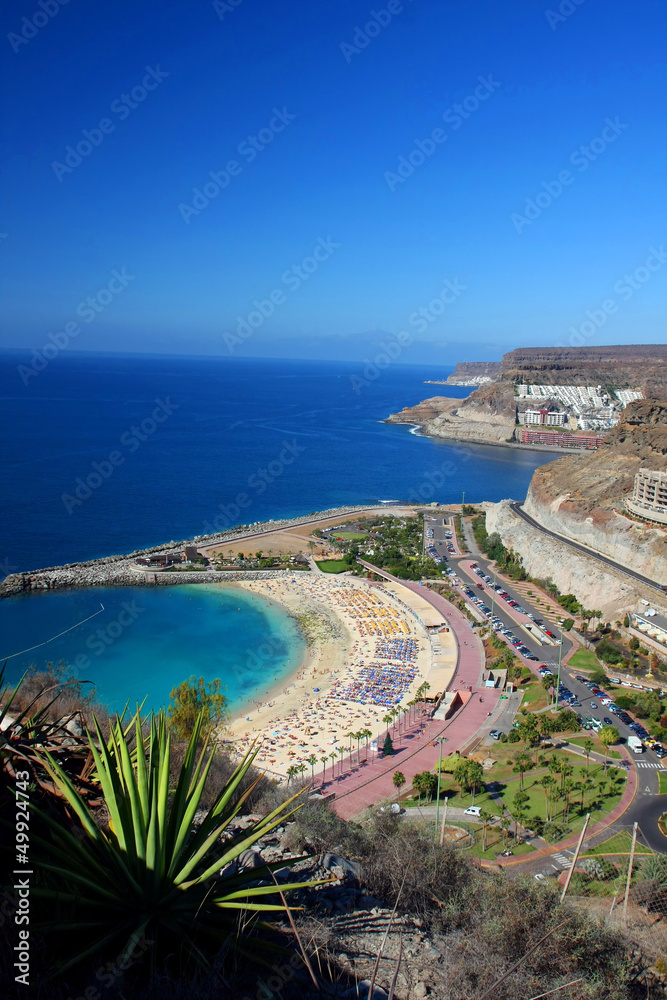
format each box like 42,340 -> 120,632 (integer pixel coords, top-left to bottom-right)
328,564 -> 502,820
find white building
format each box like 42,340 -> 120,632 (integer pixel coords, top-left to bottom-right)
522,409 -> 568,426
627,469 -> 667,527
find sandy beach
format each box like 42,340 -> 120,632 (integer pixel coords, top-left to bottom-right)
223,572 -> 456,779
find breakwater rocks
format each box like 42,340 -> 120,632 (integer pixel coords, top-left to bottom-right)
1,568 -> 302,597
0,504 -> 376,599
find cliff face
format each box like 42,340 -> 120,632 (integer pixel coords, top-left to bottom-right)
517,400 -> 667,584
500,345 -> 667,397
486,501 -> 639,616
386,383 -> 517,446
442,361 -> 502,385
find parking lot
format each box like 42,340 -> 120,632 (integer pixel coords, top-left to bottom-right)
425,513 -> 666,766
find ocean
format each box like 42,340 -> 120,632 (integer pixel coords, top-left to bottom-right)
0,584 -> 305,714
0,351 -> 557,711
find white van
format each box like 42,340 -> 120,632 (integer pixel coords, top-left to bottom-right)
628,735 -> 644,754
464,805 -> 482,817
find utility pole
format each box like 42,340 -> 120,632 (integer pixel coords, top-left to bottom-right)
435,737 -> 445,840
462,491 -> 465,509
622,822 -> 638,920
439,795 -> 449,846
560,813 -> 590,902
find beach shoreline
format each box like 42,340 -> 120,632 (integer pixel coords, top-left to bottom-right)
221,573 -> 455,779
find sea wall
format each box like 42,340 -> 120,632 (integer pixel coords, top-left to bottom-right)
0,568 -> 305,597
486,500 -> 642,616
0,503 -> 375,598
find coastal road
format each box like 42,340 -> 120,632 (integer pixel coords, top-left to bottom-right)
430,513 -> 667,762
509,501 -> 664,593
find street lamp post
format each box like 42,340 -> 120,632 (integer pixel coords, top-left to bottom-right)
554,628 -> 564,707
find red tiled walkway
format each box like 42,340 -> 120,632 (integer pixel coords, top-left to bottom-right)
328,564 -> 501,820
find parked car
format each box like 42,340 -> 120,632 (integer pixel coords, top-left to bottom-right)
464,806 -> 482,817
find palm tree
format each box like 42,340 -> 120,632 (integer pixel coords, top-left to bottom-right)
337,745 -> 346,775
512,752 -> 531,790
362,728 -> 373,761
392,770 -> 406,803
479,807 -> 489,852
540,775 -> 555,823
320,755 -> 328,783
297,762 -> 307,781
501,815 -> 511,847
307,754 -> 318,785
286,764 -> 298,785
583,738 -> 594,773
561,763 -> 573,796
512,803 -> 529,841
512,790 -> 529,838
583,776 -> 595,810
329,750 -> 337,778
354,730 -> 363,763
413,772 -> 426,806
383,713 -> 393,735
563,777 -> 575,822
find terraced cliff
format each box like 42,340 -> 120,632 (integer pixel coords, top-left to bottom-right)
522,399 -> 667,581
486,401 -> 667,606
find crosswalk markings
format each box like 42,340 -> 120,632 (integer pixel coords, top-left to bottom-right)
636,761 -> 665,768
551,852 -> 573,868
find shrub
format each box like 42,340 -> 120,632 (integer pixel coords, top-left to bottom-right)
167,675 -> 229,741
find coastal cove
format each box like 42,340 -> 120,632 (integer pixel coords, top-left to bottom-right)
0,584 -> 307,714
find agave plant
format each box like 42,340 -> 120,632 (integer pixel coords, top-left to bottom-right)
0,663 -> 92,786
32,710 -> 320,972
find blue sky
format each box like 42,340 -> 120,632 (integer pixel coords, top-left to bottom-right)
1,0 -> 665,362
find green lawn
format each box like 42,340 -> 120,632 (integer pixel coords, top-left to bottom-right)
518,679 -> 549,710
333,531 -> 369,540
502,761 -> 625,836
568,648 -> 601,672
316,560 -> 349,573
582,831 -> 652,857
409,779 -> 505,816
567,735 -> 622,759
659,772 -> 667,795
468,827 -> 536,859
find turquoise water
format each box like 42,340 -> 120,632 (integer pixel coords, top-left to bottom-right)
0,585 -> 306,714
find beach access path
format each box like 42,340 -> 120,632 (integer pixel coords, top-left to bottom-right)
329,563 -> 502,820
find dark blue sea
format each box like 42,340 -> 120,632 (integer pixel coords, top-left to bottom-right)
1,351 -> 554,572
0,351 -> 557,710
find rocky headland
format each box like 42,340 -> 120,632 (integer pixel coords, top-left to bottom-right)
386,381 -> 519,447
387,344 -> 667,449
425,360 -> 502,385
